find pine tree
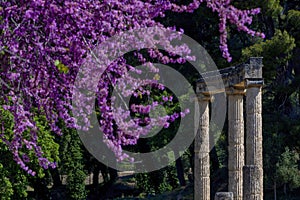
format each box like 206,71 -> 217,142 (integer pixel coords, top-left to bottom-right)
60,128 -> 87,200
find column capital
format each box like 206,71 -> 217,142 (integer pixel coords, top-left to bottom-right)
226,87 -> 246,96
245,78 -> 264,88
196,93 -> 213,102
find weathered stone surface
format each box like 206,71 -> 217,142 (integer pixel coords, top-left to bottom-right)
196,57 -> 263,95
194,96 -> 210,200
227,89 -> 245,200
215,192 -> 234,200
246,84 -> 263,200
195,176 -> 210,200
196,154 -> 210,176
194,57 -> 263,200
228,170 -> 243,199
227,145 -> 244,171
243,165 -> 261,200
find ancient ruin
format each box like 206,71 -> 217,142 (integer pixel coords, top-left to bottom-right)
194,57 -> 263,200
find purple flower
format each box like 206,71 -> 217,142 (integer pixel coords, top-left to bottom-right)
164,122 -> 170,128
162,96 -> 169,102
0,0 -> 264,174
22,154 -> 30,163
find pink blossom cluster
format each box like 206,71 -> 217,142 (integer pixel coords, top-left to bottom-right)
0,0 -> 264,174
206,0 -> 265,61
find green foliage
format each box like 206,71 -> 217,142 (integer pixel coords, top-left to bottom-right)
135,164 -> 178,195
233,0 -> 282,16
215,131 -> 227,168
261,0 -> 283,17
66,168 -> 87,200
0,106 -> 61,199
242,29 -> 295,80
0,107 -> 29,199
0,162 -> 28,200
54,60 -> 69,74
32,114 -> 60,178
286,10 -> 300,46
1,1 -> 300,198
59,128 -> 87,200
276,147 -> 300,189
0,164 -> 14,200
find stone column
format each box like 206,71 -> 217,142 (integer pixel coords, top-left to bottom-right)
194,94 -> 211,200
243,165 -> 261,200
246,79 -> 263,199
215,192 -> 234,200
227,88 -> 245,200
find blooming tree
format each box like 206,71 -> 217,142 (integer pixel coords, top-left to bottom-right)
0,0 -> 264,175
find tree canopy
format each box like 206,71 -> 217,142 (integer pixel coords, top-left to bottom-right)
0,0 -> 264,175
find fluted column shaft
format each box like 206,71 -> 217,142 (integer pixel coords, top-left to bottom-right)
227,88 -> 245,200
243,165 -> 261,200
195,95 -> 210,200
246,81 -> 263,199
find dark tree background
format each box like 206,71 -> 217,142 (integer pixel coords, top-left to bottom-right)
1,0 -> 300,199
